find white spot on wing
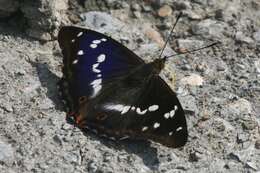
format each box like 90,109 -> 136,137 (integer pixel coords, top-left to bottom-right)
90,79 -> 102,97
90,44 -> 97,48
131,106 -> 136,111
72,59 -> 78,64
77,32 -> 83,37
71,39 -> 75,43
153,122 -> 160,129
101,38 -> 107,42
170,110 -> 175,118
176,127 -> 183,131
104,104 -> 125,112
92,85 -> 102,97
136,108 -> 147,115
97,74 -> 102,78
169,131 -> 173,136
174,105 -> 178,111
142,126 -> 148,131
97,54 -> 106,63
119,136 -> 129,140
148,105 -> 159,112
164,112 -> 170,119
77,50 -> 84,55
93,40 -> 101,44
92,63 -> 101,73
121,106 -> 131,114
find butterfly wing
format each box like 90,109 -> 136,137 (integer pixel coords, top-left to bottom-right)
75,73 -> 187,148
135,76 -> 188,148
58,26 -> 145,112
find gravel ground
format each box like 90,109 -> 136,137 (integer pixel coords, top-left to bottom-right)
0,0 -> 260,172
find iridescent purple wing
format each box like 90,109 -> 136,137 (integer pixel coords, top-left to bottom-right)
58,26 -> 145,112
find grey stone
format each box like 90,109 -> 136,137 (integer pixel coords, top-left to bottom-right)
88,161 -> 98,173
131,3 -> 141,11
149,0 -> 165,7
237,133 -> 249,144
64,151 -> 79,164
2,103 -> 13,112
133,11 -> 142,18
253,30 -> 260,44
255,139 -> 260,149
242,119 -> 257,131
192,0 -> 208,5
173,1 -> 191,10
228,98 -> 252,115
20,0 -> 69,40
255,60 -> 260,74
178,95 -> 198,115
142,5 -> 152,12
185,9 -> 204,20
245,161 -> 258,171
177,39 -> 204,50
191,19 -> 227,39
235,31 -> 254,44
53,134 -> 63,145
80,11 -> 124,34
62,123 -> 72,130
0,140 -> 14,165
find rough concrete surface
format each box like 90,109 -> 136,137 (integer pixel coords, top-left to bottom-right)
0,0 -> 259,172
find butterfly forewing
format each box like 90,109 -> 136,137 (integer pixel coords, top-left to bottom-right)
58,26 -> 188,148
58,26 -> 145,111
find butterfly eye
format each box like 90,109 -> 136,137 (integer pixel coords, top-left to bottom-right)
79,96 -> 87,104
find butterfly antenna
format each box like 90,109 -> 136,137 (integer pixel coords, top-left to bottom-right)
164,41 -> 221,59
159,12 -> 183,59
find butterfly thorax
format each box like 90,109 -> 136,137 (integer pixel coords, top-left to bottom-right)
122,58 -> 166,88
150,58 -> 166,74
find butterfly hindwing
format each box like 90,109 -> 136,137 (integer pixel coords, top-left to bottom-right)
135,76 -> 188,148
70,62 -> 187,148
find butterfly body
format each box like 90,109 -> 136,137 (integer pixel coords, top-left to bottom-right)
58,26 -> 188,148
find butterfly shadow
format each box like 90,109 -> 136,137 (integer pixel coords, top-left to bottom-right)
70,121 -> 160,171
31,61 -> 64,112
88,132 -> 159,170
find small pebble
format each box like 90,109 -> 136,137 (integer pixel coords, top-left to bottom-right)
158,5 -> 172,17
253,30 -> 260,44
88,161 -> 98,172
235,31 -> 254,44
145,27 -> 165,47
180,74 -> 204,86
242,120 -> 257,130
255,139 -> 260,149
133,11 -> 141,18
131,3 -> 141,11
0,140 -> 14,165
53,135 -> 63,145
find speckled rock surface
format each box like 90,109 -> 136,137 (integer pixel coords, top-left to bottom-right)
0,0 -> 259,172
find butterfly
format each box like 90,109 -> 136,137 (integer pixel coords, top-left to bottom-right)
58,26 -> 188,148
